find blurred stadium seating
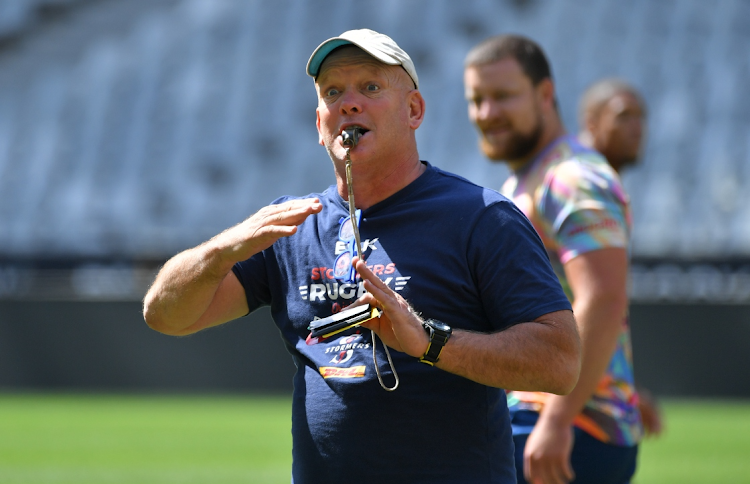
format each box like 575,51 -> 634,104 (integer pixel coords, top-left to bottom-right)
0,0 -> 748,301
0,0 -> 84,39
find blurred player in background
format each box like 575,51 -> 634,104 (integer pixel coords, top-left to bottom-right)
578,78 -> 663,438
578,78 -> 644,174
465,36 -> 642,483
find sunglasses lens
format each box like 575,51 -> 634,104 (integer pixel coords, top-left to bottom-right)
333,250 -> 354,282
334,209 -> 361,283
339,216 -> 355,241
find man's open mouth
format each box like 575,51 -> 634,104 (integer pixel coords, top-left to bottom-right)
341,125 -> 370,136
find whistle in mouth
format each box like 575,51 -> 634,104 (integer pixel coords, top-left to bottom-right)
342,127 -> 362,148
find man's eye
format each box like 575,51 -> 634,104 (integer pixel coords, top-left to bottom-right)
326,88 -> 339,97
366,84 -> 379,91
469,97 -> 484,109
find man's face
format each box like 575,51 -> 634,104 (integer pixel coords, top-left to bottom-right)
315,46 -> 418,166
589,92 -> 645,170
464,58 -> 545,162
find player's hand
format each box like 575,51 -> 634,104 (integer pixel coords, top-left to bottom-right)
523,419 -> 575,484
352,257 -> 429,357
637,387 -> 664,437
216,198 -> 322,264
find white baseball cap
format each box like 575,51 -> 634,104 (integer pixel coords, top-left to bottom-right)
306,29 -> 419,89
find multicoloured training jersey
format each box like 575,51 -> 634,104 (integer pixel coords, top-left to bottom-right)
502,135 -> 643,446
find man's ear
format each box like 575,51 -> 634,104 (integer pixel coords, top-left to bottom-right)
585,115 -> 599,138
537,78 -> 556,112
316,107 -> 324,146
407,90 -> 426,130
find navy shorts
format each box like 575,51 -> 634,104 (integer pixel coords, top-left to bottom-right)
511,410 -> 638,484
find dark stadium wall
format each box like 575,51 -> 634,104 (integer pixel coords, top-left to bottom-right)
628,304 -> 750,399
0,302 -> 296,393
0,301 -> 748,398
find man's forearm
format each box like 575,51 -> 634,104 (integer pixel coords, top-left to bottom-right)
536,247 -> 630,428
142,198 -> 324,336
143,240 -> 236,335
355,260 -> 580,392
536,294 -> 626,427
436,310 -> 581,393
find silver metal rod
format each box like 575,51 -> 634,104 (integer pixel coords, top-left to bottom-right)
341,130 -> 399,392
344,147 -> 363,258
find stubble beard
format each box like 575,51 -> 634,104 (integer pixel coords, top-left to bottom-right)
482,117 -> 544,163
613,152 -> 639,172
601,138 -> 641,172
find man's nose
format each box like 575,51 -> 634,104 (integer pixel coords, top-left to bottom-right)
634,119 -> 644,137
475,99 -> 499,122
628,118 -> 643,139
339,90 -> 363,115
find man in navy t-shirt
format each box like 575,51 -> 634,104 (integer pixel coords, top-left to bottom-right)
143,29 -> 580,484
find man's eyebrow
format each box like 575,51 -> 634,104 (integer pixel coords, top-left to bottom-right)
314,72 -> 334,86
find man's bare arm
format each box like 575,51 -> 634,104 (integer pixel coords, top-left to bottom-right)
143,246 -> 249,336
355,258 -> 581,394
533,247 -> 628,426
143,198 -> 322,336
522,247 -> 628,484
438,310 -> 580,394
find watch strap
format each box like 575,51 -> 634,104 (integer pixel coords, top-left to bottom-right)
419,319 -> 451,366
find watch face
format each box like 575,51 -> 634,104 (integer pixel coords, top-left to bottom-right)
428,319 -> 451,332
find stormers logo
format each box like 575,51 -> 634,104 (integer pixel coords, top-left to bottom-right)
330,350 -> 353,364
324,333 -> 370,364
329,334 -> 357,363
318,334 -> 370,379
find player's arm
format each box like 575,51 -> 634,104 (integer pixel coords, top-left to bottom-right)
355,258 -> 581,394
143,198 -> 322,336
523,247 -> 628,484
637,386 -> 664,437
534,247 -> 628,425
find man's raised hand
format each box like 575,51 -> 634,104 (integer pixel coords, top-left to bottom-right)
218,198 -> 322,264
354,257 -> 429,358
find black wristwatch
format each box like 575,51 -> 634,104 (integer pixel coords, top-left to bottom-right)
419,319 -> 452,366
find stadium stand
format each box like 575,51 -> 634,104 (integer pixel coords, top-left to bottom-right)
0,0 -> 748,301
0,0 -> 85,40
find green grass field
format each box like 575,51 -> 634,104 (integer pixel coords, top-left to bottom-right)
0,394 -> 749,484
635,400 -> 750,483
0,394 -> 293,484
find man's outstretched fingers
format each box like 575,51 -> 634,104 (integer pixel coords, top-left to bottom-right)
263,199 -> 322,225
353,256 -> 429,358
353,257 -> 391,292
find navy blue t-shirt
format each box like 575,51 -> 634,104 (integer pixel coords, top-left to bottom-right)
232,162 -> 571,484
